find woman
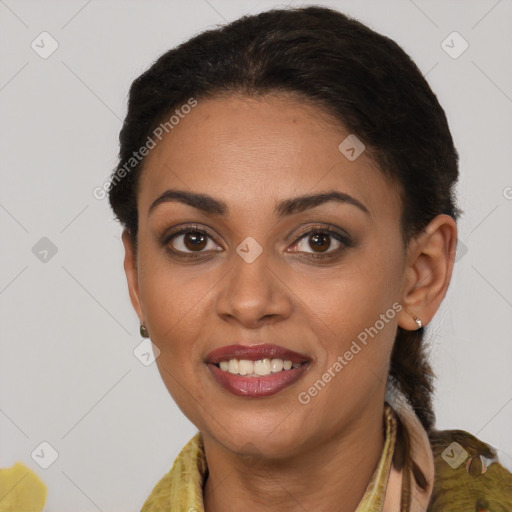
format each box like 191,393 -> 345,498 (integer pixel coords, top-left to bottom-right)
108,6 -> 512,511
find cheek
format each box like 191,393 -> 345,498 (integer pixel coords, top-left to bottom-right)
313,252 -> 400,330
138,257 -> 212,418
312,281 -> 397,375
297,266 -> 400,418
301,243 -> 402,384
136,248 -> 216,361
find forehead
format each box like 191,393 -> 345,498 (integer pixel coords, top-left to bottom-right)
137,94 -> 401,224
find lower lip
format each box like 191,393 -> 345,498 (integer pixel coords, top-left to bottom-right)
207,363 -> 310,398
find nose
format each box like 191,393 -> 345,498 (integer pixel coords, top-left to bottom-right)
214,250 -> 293,328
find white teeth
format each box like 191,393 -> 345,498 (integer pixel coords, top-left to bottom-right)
228,359 -> 239,374
253,359 -> 271,375
270,359 -> 283,372
238,360 -> 253,376
216,358 -> 302,376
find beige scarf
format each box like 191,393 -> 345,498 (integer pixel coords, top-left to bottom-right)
379,396 -> 435,511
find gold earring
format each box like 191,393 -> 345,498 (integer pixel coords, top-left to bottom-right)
140,323 -> 150,338
413,316 -> 423,330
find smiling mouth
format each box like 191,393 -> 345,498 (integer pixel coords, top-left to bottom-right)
207,360 -> 311,398
204,343 -> 312,397
213,358 -> 306,376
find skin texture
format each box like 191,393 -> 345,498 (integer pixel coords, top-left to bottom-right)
122,94 -> 457,512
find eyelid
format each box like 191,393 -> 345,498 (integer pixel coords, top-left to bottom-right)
292,223 -> 352,243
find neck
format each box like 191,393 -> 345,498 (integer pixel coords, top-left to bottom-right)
202,401 -> 386,512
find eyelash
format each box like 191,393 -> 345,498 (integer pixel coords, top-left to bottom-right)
161,224 -> 352,261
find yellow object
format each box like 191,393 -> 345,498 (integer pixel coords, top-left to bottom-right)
0,462 -> 47,512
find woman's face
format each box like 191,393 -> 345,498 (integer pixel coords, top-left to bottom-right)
124,94 -> 411,457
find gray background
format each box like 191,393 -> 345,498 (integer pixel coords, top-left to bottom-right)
1,0 -> 511,510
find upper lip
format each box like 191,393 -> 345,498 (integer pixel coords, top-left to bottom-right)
205,344 -> 311,365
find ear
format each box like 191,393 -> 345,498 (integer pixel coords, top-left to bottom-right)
397,214 -> 458,331
121,229 -> 144,323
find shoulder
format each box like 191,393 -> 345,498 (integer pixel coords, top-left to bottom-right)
427,428 -> 512,511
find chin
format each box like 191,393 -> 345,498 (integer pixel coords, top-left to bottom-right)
213,416 -> 307,460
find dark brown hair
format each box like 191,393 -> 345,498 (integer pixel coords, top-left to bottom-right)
108,5 -> 462,490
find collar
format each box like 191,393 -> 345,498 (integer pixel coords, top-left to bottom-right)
140,399 -> 435,512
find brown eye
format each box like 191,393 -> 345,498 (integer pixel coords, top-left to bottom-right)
164,226 -> 220,257
290,227 -> 351,260
307,232 -> 332,253
182,231 -> 208,251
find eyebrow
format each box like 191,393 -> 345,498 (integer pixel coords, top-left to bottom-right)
148,189 -> 370,218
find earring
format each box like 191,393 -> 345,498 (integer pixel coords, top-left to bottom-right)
413,316 -> 423,330
140,323 -> 150,338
